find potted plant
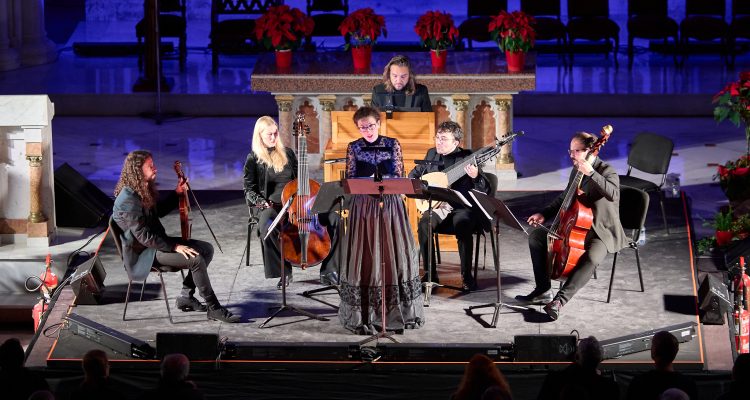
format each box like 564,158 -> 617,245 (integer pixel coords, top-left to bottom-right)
713,71 -> 750,156
732,213 -> 750,240
489,10 -> 536,72
414,10 -> 459,70
339,8 -> 387,69
715,155 -> 750,203
704,208 -> 735,247
254,5 -> 314,68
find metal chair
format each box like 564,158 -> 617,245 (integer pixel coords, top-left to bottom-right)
458,0 -> 507,49
305,0 -> 348,49
109,217 -> 182,324
566,0 -> 620,66
618,132 -> 674,234
730,0 -> 750,67
607,186 -> 649,303
135,0 -> 187,72
626,0 -> 679,68
679,0 -> 730,67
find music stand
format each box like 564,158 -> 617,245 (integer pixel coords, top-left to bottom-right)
301,181 -> 350,302
465,190 -> 531,328
343,177 -> 425,345
259,197 -> 330,328
408,186 -> 473,305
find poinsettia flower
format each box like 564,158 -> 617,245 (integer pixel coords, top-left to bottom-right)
489,11 -> 536,53
255,5 -> 314,50
733,167 -> 750,176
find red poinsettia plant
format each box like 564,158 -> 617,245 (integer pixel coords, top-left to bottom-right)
713,71 -> 750,156
716,155 -> 750,202
254,5 -> 314,51
414,10 -> 459,54
488,10 -> 536,53
338,8 -> 387,49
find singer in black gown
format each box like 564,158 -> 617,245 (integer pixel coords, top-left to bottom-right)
371,55 -> 432,112
338,106 -> 425,334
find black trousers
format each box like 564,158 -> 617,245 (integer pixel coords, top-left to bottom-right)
257,207 -> 339,279
153,239 -> 218,307
528,227 -> 609,304
418,208 -> 478,283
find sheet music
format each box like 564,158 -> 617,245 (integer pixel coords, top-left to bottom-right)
264,195 -> 294,241
452,189 -> 472,208
468,191 -> 493,221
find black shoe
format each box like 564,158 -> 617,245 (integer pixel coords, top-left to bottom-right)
461,280 -> 478,293
421,273 -> 439,284
175,296 -> 207,312
207,306 -> 241,323
276,275 -> 292,290
320,271 -> 339,286
515,287 -> 553,305
544,299 -> 562,321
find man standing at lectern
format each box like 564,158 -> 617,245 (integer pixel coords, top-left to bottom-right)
371,55 -> 432,113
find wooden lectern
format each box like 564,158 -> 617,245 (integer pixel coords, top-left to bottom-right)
323,111 -> 457,250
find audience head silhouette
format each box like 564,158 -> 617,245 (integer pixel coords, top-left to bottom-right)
452,354 -> 512,400
161,353 -> 190,383
0,338 -> 25,370
82,349 -> 109,381
651,331 -> 679,370
659,387 -> 689,400
576,336 -> 603,370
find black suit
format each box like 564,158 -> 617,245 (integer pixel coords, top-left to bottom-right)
371,83 -> 432,112
408,147 -> 490,285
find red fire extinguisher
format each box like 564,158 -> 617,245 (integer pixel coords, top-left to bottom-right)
734,256 -> 750,354
31,255 -> 56,332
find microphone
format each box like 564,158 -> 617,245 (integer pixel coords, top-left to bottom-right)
324,158 -> 347,164
384,95 -> 394,119
414,159 -> 444,166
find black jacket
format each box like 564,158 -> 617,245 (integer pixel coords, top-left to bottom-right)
408,147 -> 490,209
243,148 -> 297,207
371,83 -> 432,112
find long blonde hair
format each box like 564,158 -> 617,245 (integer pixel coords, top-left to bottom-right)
114,150 -> 158,209
251,116 -> 288,173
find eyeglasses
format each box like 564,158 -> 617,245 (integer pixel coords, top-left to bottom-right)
357,123 -> 378,132
568,148 -> 588,156
435,136 -> 455,143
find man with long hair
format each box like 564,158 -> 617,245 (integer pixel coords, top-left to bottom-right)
371,55 -> 432,113
113,150 -> 239,323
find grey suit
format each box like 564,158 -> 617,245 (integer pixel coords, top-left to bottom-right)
113,187 -> 219,305
528,157 -> 628,304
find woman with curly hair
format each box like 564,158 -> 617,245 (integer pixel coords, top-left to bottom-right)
113,150 -> 240,323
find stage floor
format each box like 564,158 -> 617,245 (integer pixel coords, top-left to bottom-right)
46,190 -> 705,369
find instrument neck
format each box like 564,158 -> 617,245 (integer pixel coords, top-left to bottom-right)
442,146 -> 494,185
550,156 -> 593,230
297,135 -> 309,196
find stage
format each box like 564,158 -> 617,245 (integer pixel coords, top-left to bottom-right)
42,189 -> 706,370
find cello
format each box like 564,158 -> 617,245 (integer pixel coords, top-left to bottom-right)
280,112 -> 331,268
173,161 -> 224,253
546,125 -> 612,280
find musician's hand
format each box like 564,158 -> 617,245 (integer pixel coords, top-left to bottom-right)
464,163 -> 479,179
174,244 -> 198,259
572,155 -> 594,176
176,176 -> 189,194
527,213 -> 545,226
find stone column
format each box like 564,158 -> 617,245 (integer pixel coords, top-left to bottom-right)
452,94 -> 470,142
18,0 -> 57,66
0,0 -> 20,71
318,95 -> 337,155
25,150 -> 45,224
275,95 -> 294,148
494,94 -> 516,180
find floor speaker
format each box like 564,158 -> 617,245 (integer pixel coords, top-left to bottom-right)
54,163 -> 113,227
71,256 -> 106,305
514,334 -> 577,362
698,273 -> 731,325
157,332 -> 220,360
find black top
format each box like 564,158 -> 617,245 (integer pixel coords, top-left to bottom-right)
537,363 -> 619,400
346,136 -> 404,178
243,147 -> 298,206
371,83 -> 433,112
408,147 -> 490,209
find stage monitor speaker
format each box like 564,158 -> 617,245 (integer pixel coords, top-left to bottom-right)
600,322 -> 696,360
514,335 -> 577,362
157,332 -> 220,360
54,162 -> 113,227
71,256 -> 106,305
698,274 -> 731,325
65,313 -> 155,359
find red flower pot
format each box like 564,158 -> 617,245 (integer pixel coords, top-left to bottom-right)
275,49 -> 292,69
351,46 -> 372,70
716,230 -> 734,247
505,50 -> 526,72
430,49 -> 447,69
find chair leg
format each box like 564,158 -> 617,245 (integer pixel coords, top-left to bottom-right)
123,280 -> 133,321
473,233 -> 481,281
158,272 -> 175,324
658,190 -> 669,234
246,221 -> 252,266
138,280 -> 147,301
627,36 -> 634,69
179,34 -> 187,72
635,247 -> 645,292
434,234 -> 441,265
607,252 -> 619,303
